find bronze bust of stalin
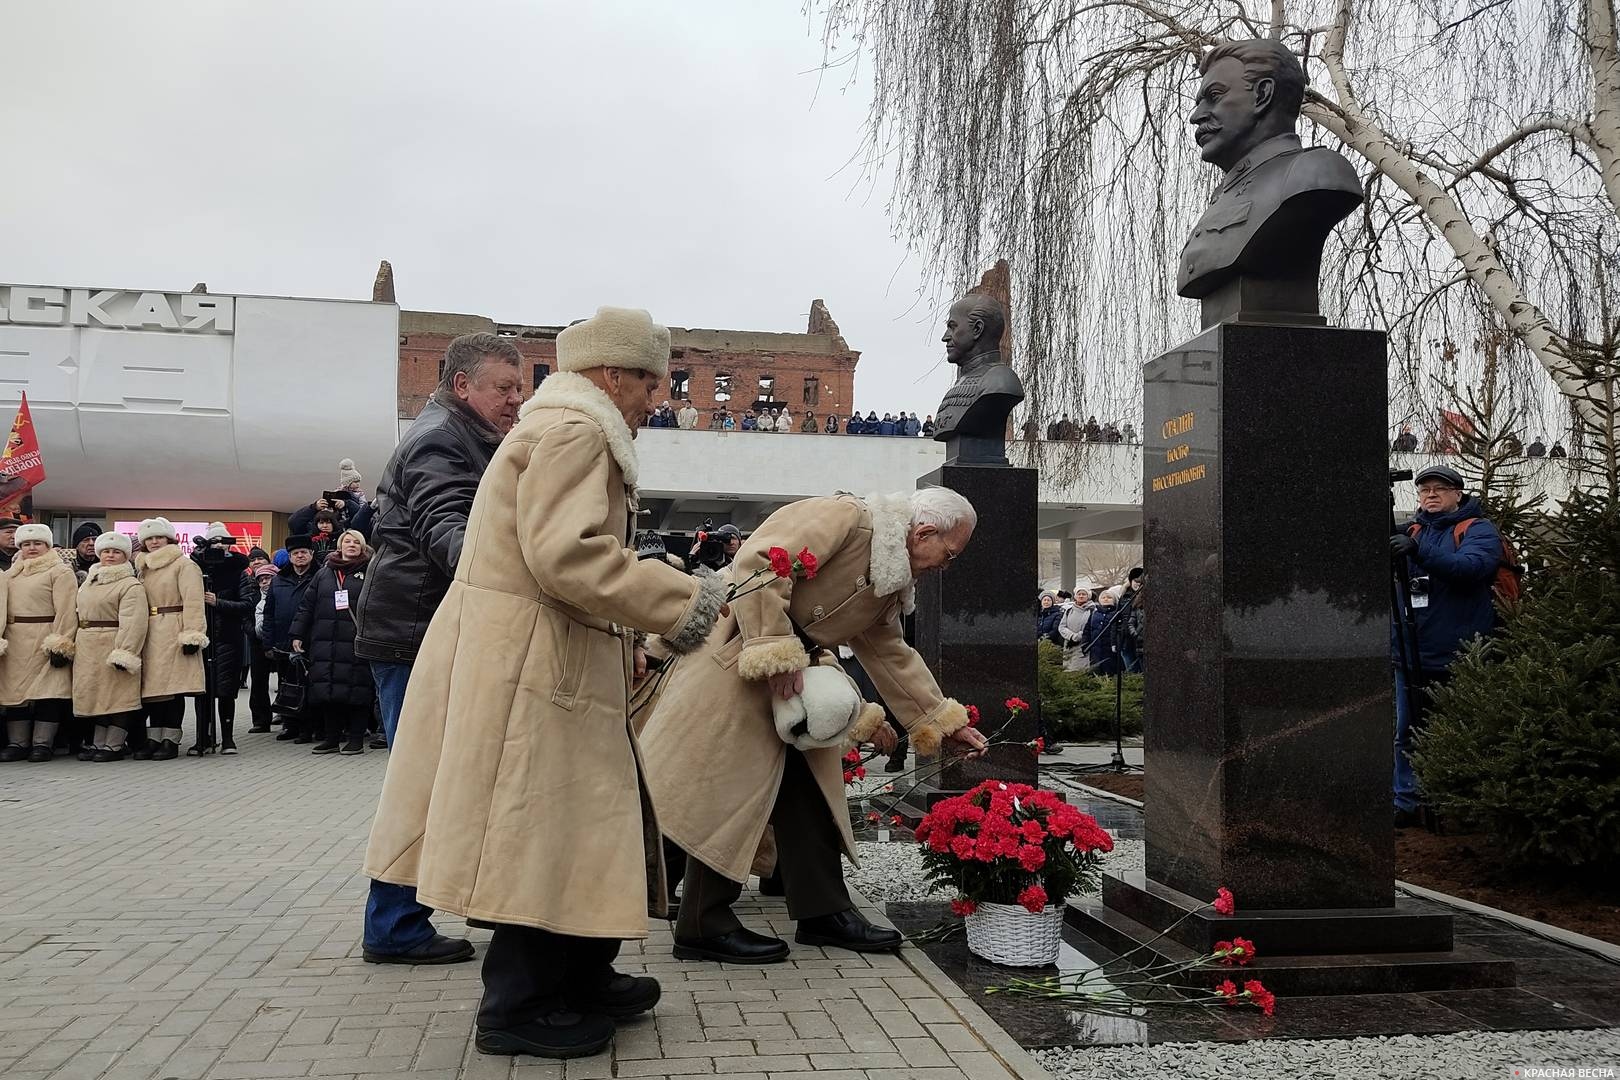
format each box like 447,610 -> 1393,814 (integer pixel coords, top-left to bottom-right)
1178,39 -> 1362,328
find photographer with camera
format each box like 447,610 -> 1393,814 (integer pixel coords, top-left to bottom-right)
188,524 -> 254,755
289,459 -> 367,537
1389,464 -> 1509,827
687,521 -> 742,573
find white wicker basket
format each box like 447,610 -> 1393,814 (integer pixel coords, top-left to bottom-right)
964,902 -> 1064,966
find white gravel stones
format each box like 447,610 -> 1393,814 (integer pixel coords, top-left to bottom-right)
847,837 -> 1142,902
1036,1026 -> 1620,1080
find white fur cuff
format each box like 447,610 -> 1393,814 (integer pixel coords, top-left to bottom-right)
42,634 -> 76,661
0,638 -> 8,658
108,649 -> 143,673
910,698 -> 969,756
737,637 -> 810,681
662,569 -> 727,654
177,630 -> 209,649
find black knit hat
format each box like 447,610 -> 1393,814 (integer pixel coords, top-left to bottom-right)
73,521 -> 104,545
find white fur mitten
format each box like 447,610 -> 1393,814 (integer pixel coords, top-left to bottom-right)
771,665 -> 864,751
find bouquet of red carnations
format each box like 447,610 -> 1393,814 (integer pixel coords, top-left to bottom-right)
915,780 -> 1113,915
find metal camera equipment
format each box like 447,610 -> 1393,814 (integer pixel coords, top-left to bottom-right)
688,518 -> 738,572
1388,468 -> 1423,734
1071,595 -> 1144,777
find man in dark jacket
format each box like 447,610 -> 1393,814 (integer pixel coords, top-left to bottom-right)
1389,464 -> 1504,826
71,521 -> 102,577
261,536 -> 321,740
354,331 -> 521,967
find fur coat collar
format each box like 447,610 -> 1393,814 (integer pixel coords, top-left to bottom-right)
85,562 -> 135,585
8,552 -> 62,579
137,544 -> 184,571
518,371 -> 640,493
863,492 -> 915,615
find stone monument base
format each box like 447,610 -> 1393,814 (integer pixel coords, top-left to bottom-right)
1068,871 -> 1516,996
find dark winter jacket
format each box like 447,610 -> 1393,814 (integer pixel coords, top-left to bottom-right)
353,392 -> 503,663
1078,605 -> 1124,677
1394,495 -> 1503,672
260,563 -> 320,652
291,554 -> 375,707
192,546 -> 253,693
1036,605 -> 1062,642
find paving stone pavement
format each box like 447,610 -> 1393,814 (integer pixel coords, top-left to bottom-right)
0,720 -> 1048,1080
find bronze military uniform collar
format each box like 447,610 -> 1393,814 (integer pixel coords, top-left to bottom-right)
1213,133 -> 1305,199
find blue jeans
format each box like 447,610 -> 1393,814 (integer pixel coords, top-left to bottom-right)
371,660 -> 414,747
364,658 -> 438,954
1393,667 -> 1448,812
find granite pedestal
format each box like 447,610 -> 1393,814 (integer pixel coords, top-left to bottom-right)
907,462 -> 1038,807
1069,320 -> 1508,995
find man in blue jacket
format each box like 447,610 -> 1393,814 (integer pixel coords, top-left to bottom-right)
1388,464 -> 1503,827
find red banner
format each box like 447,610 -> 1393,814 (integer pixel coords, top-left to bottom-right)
0,393 -> 46,513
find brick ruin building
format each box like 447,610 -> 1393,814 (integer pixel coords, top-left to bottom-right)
384,263 -> 861,424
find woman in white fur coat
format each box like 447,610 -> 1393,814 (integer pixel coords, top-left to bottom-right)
0,523 -> 79,762
133,517 -> 208,762
72,532 -> 149,761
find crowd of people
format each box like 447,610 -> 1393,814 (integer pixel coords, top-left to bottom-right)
1037,569 -> 1147,683
1391,424 -> 1568,458
643,400 -> 937,435
0,457 -> 388,762
1029,415 -> 1137,443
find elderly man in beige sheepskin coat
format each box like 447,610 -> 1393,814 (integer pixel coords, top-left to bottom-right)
640,486 -> 987,964
362,306 -> 727,1061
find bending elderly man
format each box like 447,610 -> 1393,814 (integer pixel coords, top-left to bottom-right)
363,307 -> 727,1060
641,487 -> 987,963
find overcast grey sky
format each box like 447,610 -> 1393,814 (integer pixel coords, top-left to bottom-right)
1,0 -> 957,414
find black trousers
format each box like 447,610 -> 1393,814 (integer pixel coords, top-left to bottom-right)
316,702 -> 368,742
676,747 -> 852,939
477,924 -> 620,1030
248,638 -> 273,726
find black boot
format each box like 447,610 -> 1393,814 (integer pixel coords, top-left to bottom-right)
219,719 -> 237,755
794,908 -> 903,953
154,739 -> 179,761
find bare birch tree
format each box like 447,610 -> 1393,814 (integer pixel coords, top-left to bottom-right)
812,0 -> 1620,457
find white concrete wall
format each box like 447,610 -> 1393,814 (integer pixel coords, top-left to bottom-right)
0,287 -> 399,512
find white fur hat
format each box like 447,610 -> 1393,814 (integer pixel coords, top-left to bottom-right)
556,307 -> 670,378
138,517 -> 177,543
14,523 -> 52,546
205,521 -> 230,541
95,532 -> 132,557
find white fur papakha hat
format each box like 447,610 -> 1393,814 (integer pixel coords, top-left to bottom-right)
14,523 -> 52,546
138,517 -> 177,543
556,307 -> 670,378
95,532 -> 132,557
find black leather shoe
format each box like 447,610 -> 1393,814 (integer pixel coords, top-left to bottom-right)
794,909 -> 903,953
0,744 -> 27,762
78,746 -> 98,761
672,928 -> 790,965
153,740 -> 180,761
475,1010 -> 614,1059
93,747 -> 127,762
363,934 -> 475,966
132,744 -> 154,761
569,973 -> 661,1018
28,745 -> 53,763
275,728 -> 297,741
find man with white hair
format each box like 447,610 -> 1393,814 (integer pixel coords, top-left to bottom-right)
641,487 -> 988,964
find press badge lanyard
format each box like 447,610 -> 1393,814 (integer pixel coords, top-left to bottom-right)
333,571 -> 350,612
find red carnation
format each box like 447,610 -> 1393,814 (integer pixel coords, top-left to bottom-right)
1213,887 -> 1235,916
1017,884 -> 1048,913
965,704 -> 981,727
950,897 -> 977,917
1214,979 -> 1239,1003
867,811 -> 881,822
1031,737 -> 1046,754
1017,844 -> 1047,872
1005,696 -> 1031,713
844,749 -> 861,764
1226,937 -> 1256,966
842,770 -> 855,784
768,546 -> 794,577
890,815 -> 903,826
796,547 -> 819,579
1244,979 -> 1276,1016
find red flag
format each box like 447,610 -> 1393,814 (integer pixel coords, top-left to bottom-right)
0,392 -> 47,510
